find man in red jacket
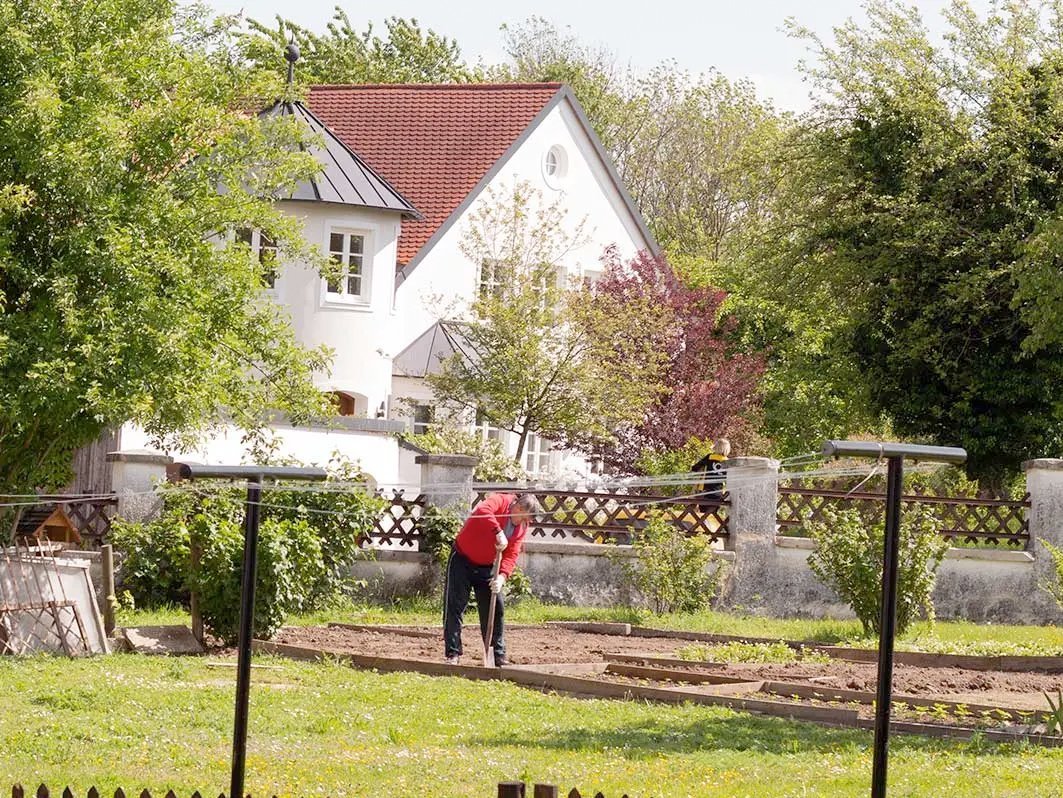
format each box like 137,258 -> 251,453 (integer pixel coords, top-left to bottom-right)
444,492 -> 537,665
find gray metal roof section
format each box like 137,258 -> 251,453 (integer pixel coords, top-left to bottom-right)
393,321 -> 476,378
395,84 -> 658,286
262,101 -> 421,218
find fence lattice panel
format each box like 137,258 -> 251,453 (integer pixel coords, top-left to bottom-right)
777,486 -> 1030,547
473,488 -> 729,544
63,498 -> 118,546
365,491 -> 426,547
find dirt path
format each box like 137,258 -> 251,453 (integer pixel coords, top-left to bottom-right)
273,624 -> 1063,708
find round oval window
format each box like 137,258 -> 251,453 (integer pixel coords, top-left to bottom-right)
543,145 -> 567,186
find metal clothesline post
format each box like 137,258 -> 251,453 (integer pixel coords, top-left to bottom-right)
821,441 -> 966,798
171,463 -> 327,798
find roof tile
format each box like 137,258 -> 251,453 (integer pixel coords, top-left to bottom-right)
307,83 -> 563,266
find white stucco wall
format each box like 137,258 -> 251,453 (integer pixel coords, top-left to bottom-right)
119,422 -> 403,488
391,97 -> 653,355
271,201 -> 405,418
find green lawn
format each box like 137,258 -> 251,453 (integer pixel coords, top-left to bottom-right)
0,652 -> 1061,797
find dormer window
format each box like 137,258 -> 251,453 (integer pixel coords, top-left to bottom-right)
237,228 -> 279,288
324,228 -> 370,304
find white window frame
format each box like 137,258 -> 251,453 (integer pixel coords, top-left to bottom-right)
524,432 -> 553,475
477,259 -> 505,303
236,228 -> 280,290
411,404 -> 434,435
542,145 -> 568,189
321,224 -> 373,308
473,409 -> 505,444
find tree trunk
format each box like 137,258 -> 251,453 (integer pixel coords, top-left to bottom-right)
513,421 -> 532,465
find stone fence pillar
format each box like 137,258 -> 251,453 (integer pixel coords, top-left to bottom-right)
415,453 -> 478,512
721,456 -> 780,608
1023,459 -> 1063,619
106,450 -> 173,522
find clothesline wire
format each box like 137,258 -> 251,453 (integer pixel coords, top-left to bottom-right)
0,458 -> 947,513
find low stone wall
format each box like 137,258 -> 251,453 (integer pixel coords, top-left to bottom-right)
350,536 -> 1059,626
761,537 -> 1052,625
351,541 -> 735,610
351,549 -> 441,601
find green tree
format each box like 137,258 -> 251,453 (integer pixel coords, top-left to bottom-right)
426,182 -> 668,462
723,0 -> 1063,478
241,8 -> 477,85
497,19 -> 786,273
0,0 -> 331,504
495,17 -> 635,156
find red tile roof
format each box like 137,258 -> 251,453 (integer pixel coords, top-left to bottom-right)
306,83 -> 563,267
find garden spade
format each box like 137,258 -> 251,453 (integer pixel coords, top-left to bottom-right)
482,549 -> 504,667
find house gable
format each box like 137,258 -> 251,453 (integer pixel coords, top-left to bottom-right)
388,87 -> 660,354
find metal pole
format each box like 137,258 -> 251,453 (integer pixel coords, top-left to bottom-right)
871,456 -> 904,798
230,475 -> 262,798
172,463 -> 325,798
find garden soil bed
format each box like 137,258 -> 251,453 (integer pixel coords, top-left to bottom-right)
273,624 -> 1063,709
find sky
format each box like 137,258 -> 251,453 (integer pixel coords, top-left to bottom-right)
202,0 -> 990,112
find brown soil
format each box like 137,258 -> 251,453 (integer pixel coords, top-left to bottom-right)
273,624 -> 1063,709
274,623 -> 686,665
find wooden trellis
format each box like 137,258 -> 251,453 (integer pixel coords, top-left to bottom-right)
365,491 -> 426,547
777,486 -> 1030,547
473,489 -> 729,544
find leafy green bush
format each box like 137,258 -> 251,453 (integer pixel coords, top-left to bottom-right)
504,565 -> 533,602
188,513 -> 324,643
619,510 -> 725,614
110,492 -> 194,608
806,504 -> 948,637
1040,541 -> 1063,610
421,504 -> 463,569
111,455 -> 384,642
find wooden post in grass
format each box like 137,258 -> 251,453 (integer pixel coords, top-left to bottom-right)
498,783 -> 526,798
101,544 -> 116,637
189,538 -> 203,644
533,786 -> 559,798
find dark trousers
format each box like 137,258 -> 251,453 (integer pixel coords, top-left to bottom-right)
443,547 -> 504,659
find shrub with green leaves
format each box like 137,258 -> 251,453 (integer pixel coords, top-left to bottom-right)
188,513 -> 324,643
1040,541 -> 1063,610
110,491 -> 195,608
111,456 -> 384,642
420,504 -> 463,569
620,510 -> 724,614
806,504 -> 948,637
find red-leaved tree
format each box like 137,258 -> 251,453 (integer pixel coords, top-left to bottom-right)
589,247 -> 765,471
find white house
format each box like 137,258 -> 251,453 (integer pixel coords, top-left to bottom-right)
115,83 -> 658,488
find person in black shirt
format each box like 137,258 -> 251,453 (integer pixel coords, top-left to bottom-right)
692,438 -> 731,507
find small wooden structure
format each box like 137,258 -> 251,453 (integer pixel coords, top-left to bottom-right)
16,506 -> 81,546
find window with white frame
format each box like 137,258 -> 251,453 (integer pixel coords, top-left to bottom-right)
524,432 -> 552,475
543,145 -> 568,188
236,228 -> 279,288
473,408 -> 504,444
325,230 -> 369,302
478,260 -> 505,302
411,404 -> 434,435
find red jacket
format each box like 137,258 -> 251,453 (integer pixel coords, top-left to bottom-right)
454,492 -> 528,577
